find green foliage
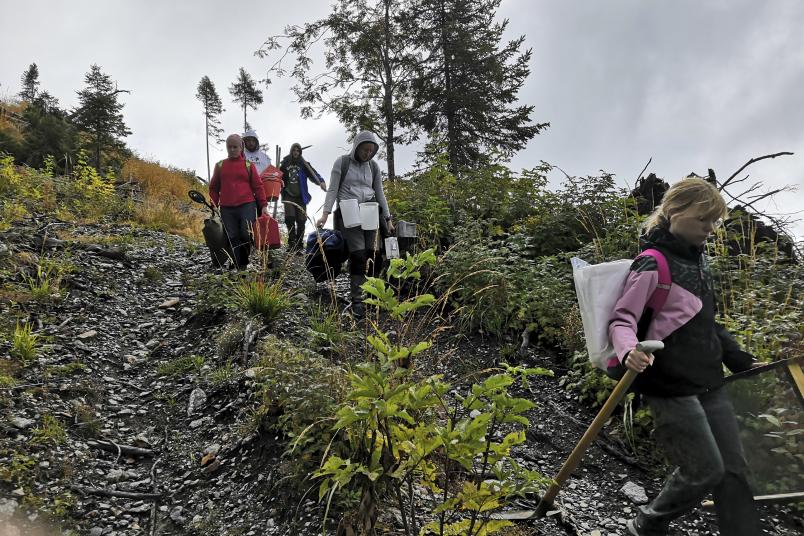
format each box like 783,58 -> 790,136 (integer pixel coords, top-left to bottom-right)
11,322 -> 38,364
30,414 -> 67,446
385,156 -> 455,247
72,64 -> 131,171
308,304 -> 357,359
250,336 -> 348,479
256,0 -> 420,179
233,277 -> 292,323
559,351 -> 617,407
0,452 -> 36,487
66,150 -> 120,219
157,354 -> 205,376
317,250 -> 551,535
208,362 -> 236,386
408,0 -> 547,171
709,236 -> 804,362
44,362 -> 87,378
20,101 -> 78,171
229,67 -> 263,131
436,234 -> 576,344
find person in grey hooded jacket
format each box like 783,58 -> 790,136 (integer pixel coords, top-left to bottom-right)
242,129 -> 271,174
316,131 -> 394,317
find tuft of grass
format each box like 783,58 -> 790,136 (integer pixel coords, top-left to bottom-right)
234,278 -> 292,323
208,362 -> 236,385
142,266 -> 163,282
157,354 -> 205,376
0,375 -> 16,388
216,321 -> 243,359
44,362 -> 87,378
309,304 -> 356,358
74,403 -> 101,439
11,322 -> 38,363
22,264 -> 58,301
0,452 -> 35,486
133,199 -> 203,240
31,414 -> 67,446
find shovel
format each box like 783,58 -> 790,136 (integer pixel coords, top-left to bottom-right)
494,340 -> 664,520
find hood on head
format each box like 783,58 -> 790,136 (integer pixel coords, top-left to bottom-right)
351,130 -> 379,161
242,129 -> 259,144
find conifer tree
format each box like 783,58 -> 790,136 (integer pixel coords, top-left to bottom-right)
72,65 -> 131,171
19,63 -> 40,102
257,0 -> 421,180
409,0 -> 547,171
196,76 -> 224,181
229,67 -> 263,132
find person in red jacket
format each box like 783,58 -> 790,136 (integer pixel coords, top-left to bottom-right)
209,134 -> 268,269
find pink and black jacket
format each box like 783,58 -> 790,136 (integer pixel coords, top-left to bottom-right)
608,225 -> 755,397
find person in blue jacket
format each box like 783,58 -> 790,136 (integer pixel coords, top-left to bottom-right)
279,143 -> 326,252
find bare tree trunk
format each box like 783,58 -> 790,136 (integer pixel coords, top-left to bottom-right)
95,120 -> 102,172
439,0 -> 458,172
205,114 -> 211,182
383,0 -> 396,181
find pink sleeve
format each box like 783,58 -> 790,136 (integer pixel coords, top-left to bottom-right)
608,270 -> 658,362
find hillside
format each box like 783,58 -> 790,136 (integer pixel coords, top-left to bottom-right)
1,212 -> 801,535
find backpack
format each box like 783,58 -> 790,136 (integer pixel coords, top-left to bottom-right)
305,229 -> 347,282
571,249 -> 671,378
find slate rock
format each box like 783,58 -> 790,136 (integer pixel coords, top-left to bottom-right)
620,481 -> 649,504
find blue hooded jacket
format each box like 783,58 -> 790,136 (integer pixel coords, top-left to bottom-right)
280,143 -> 324,205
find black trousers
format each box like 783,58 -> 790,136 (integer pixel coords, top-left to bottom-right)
283,196 -> 306,249
220,202 -> 257,269
638,387 -> 762,535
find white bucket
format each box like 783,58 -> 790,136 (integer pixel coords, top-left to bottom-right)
359,202 -> 379,230
339,198 -> 361,228
384,237 -> 400,259
396,220 -> 417,238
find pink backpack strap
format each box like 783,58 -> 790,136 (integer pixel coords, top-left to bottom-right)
639,248 -> 671,313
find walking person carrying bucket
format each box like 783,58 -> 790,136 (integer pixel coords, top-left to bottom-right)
316,131 -> 394,319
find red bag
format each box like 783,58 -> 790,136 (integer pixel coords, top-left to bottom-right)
260,165 -> 283,202
253,214 -> 281,250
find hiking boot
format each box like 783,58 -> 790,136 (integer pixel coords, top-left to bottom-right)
349,274 -> 366,318
626,517 -> 666,536
350,301 -> 365,319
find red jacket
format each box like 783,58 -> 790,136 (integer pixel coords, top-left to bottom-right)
209,155 -> 267,208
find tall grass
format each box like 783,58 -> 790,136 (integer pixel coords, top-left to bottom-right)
234,277 -> 292,323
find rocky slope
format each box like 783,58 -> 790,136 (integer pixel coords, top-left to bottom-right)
1,217 -> 800,536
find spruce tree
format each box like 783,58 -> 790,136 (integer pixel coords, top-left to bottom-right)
72,64 -> 131,171
409,0 -> 547,171
257,0 -> 421,180
196,76 -> 224,181
19,63 -> 40,102
229,67 -> 263,132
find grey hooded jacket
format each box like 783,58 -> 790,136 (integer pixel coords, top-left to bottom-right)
323,130 -> 391,219
242,129 -> 272,174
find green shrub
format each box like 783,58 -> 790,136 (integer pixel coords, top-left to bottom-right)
250,336 -> 348,478
11,322 -> 38,363
435,233 -> 575,345
157,354 -> 205,376
31,414 -> 66,446
318,251 -> 552,535
308,304 -> 357,359
234,278 -> 292,323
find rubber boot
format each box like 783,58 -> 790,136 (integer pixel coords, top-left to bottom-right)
286,227 -> 297,253
350,273 -> 366,319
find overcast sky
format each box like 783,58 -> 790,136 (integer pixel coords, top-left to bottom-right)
1,0 -> 802,237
